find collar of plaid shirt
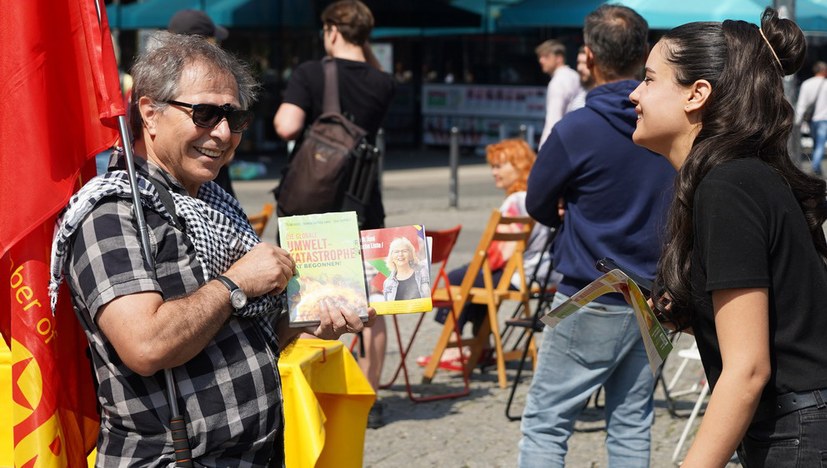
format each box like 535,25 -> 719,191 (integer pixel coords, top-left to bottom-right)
49,151 -> 285,350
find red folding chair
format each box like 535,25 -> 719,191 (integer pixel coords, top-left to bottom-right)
379,225 -> 471,402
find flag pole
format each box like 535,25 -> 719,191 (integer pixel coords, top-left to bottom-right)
96,2 -> 191,463
115,116 -> 193,467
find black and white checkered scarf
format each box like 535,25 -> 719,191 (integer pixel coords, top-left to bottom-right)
49,167 -> 283,350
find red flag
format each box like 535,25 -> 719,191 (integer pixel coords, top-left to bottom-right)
0,0 -> 123,259
0,0 -> 125,466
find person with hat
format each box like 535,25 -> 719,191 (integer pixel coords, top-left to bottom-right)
168,9 -> 228,42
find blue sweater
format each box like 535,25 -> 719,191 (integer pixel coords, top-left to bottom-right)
526,80 -> 675,304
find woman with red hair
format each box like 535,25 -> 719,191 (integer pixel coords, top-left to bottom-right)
418,138 -> 558,370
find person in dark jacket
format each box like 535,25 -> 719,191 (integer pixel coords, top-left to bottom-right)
518,6 -> 675,467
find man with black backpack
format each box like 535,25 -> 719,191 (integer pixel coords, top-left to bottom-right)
272,0 -> 395,427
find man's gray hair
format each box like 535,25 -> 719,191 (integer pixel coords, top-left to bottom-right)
129,32 -> 259,138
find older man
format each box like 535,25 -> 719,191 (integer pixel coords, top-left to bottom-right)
50,33 -> 372,466
167,8 -> 236,197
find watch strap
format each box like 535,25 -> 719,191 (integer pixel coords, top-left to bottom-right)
216,275 -> 239,293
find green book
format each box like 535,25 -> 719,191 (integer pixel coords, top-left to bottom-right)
278,212 -> 369,328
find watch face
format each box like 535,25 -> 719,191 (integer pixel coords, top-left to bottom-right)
230,289 -> 248,309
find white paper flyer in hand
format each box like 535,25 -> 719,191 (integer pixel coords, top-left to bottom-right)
540,269 -> 672,374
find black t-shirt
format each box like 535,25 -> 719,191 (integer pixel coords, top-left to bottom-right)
690,158 -> 827,401
281,58 -> 395,229
282,58 -> 395,139
395,274 -> 421,300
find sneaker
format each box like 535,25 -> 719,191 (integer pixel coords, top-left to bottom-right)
367,401 -> 385,429
415,354 -> 465,372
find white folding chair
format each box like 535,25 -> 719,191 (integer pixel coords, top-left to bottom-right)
668,342 -> 710,463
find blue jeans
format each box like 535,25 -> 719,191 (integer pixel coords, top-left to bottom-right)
737,403 -> 827,467
811,120 -> 827,174
518,292 -> 654,467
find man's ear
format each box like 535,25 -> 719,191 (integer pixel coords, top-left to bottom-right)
584,46 -> 595,71
685,79 -> 712,113
329,24 -> 339,45
138,96 -> 158,136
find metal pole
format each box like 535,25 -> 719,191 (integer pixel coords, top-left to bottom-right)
117,116 -> 193,467
98,0 -> 190,462
117,117 -> 153,272
449,126 -> 459,208
526,125 -> 536,150
518,124 -> 527,141
376,128 -> 385,192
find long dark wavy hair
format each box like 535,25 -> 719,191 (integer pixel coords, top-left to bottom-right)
654,8 -> 827,329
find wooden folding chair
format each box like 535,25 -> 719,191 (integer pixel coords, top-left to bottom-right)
247,202 -> 275,236
424,209 -> 534,389
379,225 -> 471,402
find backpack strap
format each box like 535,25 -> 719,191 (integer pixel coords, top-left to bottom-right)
322,56 -> 341,114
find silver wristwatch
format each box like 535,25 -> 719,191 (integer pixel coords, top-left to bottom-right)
216,275 -> 248,310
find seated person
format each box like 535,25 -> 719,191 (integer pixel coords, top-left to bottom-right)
418,138 -> 559,370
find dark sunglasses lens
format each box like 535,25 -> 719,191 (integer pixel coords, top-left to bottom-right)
190,104 -> 222,128
227,110 -> 253,133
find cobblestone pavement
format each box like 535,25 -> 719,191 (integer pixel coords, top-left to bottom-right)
233,150 -> 739,468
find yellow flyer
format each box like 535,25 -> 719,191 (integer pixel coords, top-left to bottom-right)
360,225 -> 433,315
540,269 -> 672,374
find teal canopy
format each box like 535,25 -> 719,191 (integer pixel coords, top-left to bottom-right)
372,27 -> 486,39
798,0 -> 827,32
106,0 -> 311,30
497,0 -> 772,30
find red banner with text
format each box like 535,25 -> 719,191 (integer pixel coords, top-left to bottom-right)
4,216 -> 100,467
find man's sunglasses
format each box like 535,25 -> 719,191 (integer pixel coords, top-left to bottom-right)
165,100 -> 253,133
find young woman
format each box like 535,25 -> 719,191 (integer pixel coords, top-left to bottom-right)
630,8 -> 827,467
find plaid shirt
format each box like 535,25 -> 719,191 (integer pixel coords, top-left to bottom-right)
65,156 -> 283,467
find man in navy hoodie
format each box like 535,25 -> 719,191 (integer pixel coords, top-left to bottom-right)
518,5 -> 675,467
